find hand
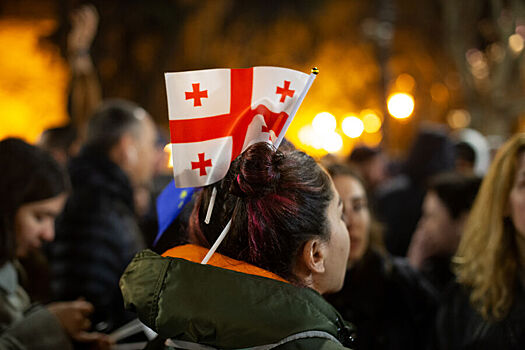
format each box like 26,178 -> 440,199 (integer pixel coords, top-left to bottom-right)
68,4 -> 99,55
46,299 -> 111,345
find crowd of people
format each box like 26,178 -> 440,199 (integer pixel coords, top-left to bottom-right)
1,4 -> 525,350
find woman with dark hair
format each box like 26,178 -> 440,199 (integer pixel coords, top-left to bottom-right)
407,173 -> 482,292
324,163 -> 437,350
433,134 -> 525,349
120,142 -> 355,349
0,138 -> 108,349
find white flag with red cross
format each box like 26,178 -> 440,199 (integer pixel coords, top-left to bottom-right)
165,66 -> 312,188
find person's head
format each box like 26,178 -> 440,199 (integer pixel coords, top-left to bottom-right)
85,99 -> 158,187
348,146 -> 387,190
190,142 -> 349,294
38,124 -> 80,166
0,138 -> 69,265
327,164 -> 383,267
453,128 -> 490,176
405,128 -> 456,185
455,142 -> 476,176
416,173 -> 481,257
455,133 -> 525,320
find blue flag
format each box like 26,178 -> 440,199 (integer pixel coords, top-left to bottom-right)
153,180 -> 195,246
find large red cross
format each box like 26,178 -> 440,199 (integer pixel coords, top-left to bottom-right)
170,68 -> 290,162
191,153 -> 212,176
185,83 -> 208,107
276,80 -> 295,103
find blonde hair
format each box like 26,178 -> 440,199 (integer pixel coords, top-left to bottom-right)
454,133 -> 525,321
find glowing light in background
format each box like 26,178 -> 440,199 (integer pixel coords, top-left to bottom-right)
430,83 -> 450,104
395,73 -> 415,92
321,132 -> 343,153
447,109 -> 471,129
387,93 -> 414,119
312,112 -> 337,134
342,116 -> 364,138
0,20 -> 69,142
164,144 -> 173,168
466,49 -> 489,80
361,112 -> 382,133
361,131 -> 383,147
509,33 -> 524,54
298,125 -> 322,149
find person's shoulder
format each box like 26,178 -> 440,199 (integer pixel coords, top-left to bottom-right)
386,255 -> 439,305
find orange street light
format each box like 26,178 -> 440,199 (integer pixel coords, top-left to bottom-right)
342,116 -> 364,138
387,93 -> 414,119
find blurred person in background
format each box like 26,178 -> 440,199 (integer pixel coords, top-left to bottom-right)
66,4 -> 102,135
433,133 -> 525,349
38,125 -> 81,167
347,146 -> 389,194
407,173 -> 481,293
48,99 -> 158,332
452,128 -> 490,177
376,127 -> 456,256
325,164 -> 437,350
0,138 -> 109,350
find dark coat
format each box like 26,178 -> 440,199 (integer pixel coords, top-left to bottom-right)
49,147 -> 145,332
0,262 -> 72,350
432,282 -> 525,350
325,250 -> 438,350
120,247 -> 356,350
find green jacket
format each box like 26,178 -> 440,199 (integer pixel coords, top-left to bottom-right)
120,249 -> 355,349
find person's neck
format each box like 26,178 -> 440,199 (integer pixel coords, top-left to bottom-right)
517,233 -> 525,287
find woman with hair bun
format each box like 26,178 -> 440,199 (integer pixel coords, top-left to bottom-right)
433,133 -> 525,349
121,142 -> 355,349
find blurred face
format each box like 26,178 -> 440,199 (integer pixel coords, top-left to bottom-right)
510,152 -> 525,239
131,115 -> 158,186
415,191 -> 458,255
15,193 -> 67,258
321,181 -> 350,293
332,175 -> 370,266
364,155 -> 387,189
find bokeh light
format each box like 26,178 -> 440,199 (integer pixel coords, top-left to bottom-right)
395,73 -> 415,92
361,131 -> 383,147
509,33 -> 524,54
298,125 -> 322,149
430,83 -> 449,104
342,116 -> 364,138
312,112 -> 337,134
361,112 -> 382,133
447,109 -> 471,129
321,131 -> 343,153
164,144 -> 173,168
387,93 -> 414,119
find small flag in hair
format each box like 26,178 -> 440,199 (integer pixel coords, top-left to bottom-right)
165,66 -> 311,188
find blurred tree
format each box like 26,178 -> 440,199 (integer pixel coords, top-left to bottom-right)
442,0 -> 525,136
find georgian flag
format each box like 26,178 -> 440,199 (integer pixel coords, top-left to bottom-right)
165,67 -> 310,188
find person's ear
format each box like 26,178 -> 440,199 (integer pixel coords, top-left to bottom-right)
120,134 -> 137,164
110,133 -> 136,169
301,238 -> 327,275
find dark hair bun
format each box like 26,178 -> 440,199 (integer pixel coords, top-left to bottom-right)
230,142 -> 283,198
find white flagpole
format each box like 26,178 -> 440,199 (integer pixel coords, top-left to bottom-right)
274,67 -> 318,148
200,67 -> 318,265
204,186 -> 217,224
201,218 -> 232,264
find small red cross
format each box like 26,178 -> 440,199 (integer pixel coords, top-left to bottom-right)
191,152 -> 212,176
276,80 -> 295,103
185,83 -> 208,107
